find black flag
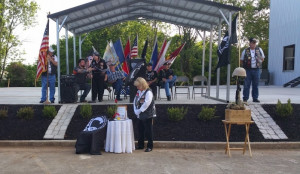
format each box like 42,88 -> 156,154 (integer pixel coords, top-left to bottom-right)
216,32 -> 231,70
215,13 -> 238,70
231,14 -> 238,45
141,38 -> 148,59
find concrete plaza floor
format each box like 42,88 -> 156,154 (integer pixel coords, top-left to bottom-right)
0,85 -> 300,104
0,147 -> 299,174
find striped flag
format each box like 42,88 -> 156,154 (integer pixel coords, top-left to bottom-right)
157,42 -> 186,72
130,35 -> 138,58
154,39 -> 172,71
123,38 -> 130,74
35,19 -> 49,82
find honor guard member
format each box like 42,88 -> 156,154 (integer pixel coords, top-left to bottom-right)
145,63 -> 158,100
90,52 -> 107,102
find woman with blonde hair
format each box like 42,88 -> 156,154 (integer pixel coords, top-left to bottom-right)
133,77 -> 156,152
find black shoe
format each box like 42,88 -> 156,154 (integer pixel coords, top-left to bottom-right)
51,101 -> 55,103
136,146 -> 144,150
253,99 -> 260,103
80,100 -> 87,103
116,98 -> 123,101
167,96 -> 171,101
145,148 -> 152,152
243,100 -> 247,102
88,100 -> 96,103
98,99 -> 103,102
39,100 -> 45,103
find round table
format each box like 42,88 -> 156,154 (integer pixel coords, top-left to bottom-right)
105,119 -> 135,153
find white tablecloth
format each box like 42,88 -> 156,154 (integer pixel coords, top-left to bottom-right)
105,119 -> 135,153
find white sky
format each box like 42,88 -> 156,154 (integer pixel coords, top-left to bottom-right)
17,0 -> 94,65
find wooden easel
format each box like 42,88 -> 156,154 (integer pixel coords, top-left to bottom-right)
222,120 -> 254,157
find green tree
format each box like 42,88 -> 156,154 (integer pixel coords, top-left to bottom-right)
6,61 -> 26,87
0,0 -> 38,81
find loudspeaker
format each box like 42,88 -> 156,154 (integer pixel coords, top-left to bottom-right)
60,75 -> 78,103
60,75 -> 76,87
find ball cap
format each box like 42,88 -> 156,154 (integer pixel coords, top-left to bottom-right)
93,51 -> 100,57
147,62 -> 152,66
249,38 -> 257,43
48,46 -> 55,52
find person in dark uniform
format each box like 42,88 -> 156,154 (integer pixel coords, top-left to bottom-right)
90,52 -> 107,102
73,59 -> 92,102
158,62 -> 177,101
144,63 -> 157,100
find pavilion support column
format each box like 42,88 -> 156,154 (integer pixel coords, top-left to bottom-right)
202,31 -> 206,94
226,12 -> 232,102
55,15 -> 68,103
79,35 -> 82,59
208,25 -> 213,98
73,33 -> 76,68
56,19 -> 61,103
216,18 -> 222,99
65,24 -> 69,74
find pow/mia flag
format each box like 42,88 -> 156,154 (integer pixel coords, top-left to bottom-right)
75,116 -> 108,155
216,32 -> 231,70
216,14 -> 238,71
84,116 -> 108,132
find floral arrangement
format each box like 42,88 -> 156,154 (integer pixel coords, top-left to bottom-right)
112,113 -> 121,120
226,100 -> 246,110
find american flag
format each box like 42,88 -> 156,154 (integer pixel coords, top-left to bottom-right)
130,35 -> 138,58
35,20 -> 49,82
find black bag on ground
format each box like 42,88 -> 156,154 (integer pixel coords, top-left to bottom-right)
75,116 -> 108,155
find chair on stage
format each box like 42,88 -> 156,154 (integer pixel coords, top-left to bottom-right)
113,85 -> 129,100
192,75 -> 207,99
157,81 -> 173,100
174,76 -> 190,99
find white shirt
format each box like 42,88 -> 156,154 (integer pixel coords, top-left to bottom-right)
47,55 -> 58,73
133,89 -> 153,119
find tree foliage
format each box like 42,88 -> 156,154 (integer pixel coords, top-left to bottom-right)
0,0 -> 38,81
4,61 -> 36,87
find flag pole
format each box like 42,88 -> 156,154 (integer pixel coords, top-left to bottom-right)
44,53 -> 51,104
238,11 -> 241,67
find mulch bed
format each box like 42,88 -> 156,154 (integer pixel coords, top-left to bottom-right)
65,104 -> 266,142
0,105 -> 61,140
1,104 -> 299,142
262,104 -> 300,141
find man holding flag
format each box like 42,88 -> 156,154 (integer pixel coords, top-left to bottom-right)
40,46 -> 58,103
36,20 -> 58,104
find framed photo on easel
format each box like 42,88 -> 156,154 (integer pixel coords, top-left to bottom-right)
116,105 -> 127,120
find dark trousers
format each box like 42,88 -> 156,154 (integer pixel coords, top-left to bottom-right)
138,118 -> 153,149
149,83 -> 157,100
75,83 -> 91,101
92,76 -> 105,101
112,79 -> 123,99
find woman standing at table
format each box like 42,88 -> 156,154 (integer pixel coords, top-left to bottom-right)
133,77 -> 156,152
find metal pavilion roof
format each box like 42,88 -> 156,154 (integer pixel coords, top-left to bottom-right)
48,0 -> 240,35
